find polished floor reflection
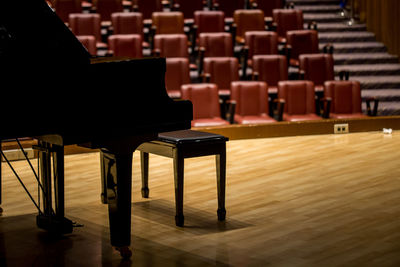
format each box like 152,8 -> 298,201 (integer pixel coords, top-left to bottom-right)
1,131 -> 400,266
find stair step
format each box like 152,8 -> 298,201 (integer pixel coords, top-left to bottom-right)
362,89 -> 400,101
296,5 -> 342,13
318,32 -> 376,43
324,42 -> 387,54
335,64 -> 400,76
290,0 -> 340,6
315,22 -> 367,32
304,13 -> 346,23
352,76 -> 400,89
333,53 -> 398,65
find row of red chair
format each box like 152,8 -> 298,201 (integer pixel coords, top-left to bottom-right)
182,80 -> 376,127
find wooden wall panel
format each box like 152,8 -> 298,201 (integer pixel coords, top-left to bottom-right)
355,0 -> 400,59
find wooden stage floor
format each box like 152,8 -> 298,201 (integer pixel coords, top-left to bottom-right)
1,130 -> 400,266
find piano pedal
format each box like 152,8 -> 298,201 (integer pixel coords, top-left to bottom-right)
115,246 -> 132,259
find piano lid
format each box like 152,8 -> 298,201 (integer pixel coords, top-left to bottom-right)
0,0 -> 91,69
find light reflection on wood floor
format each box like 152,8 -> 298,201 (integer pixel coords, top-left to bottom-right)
1,131 -> 400,266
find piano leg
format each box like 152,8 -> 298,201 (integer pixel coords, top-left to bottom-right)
100,149 -> 134,259
35,142 -> 73,234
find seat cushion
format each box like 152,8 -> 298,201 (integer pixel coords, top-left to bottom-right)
283,113 -> 321,122
235,115 -> 276,124
192,118 -> 229,127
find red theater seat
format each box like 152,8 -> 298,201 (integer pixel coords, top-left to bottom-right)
230,81 -> 276,124
272,9 -> 304,44
165,58 -> 191,99
324,80 -> 378,119
107,34 -> 142,58
286,29 -> 319,67
252,55 -> 288,95
181,83 -> 230,127
233,9 -> 265,44
278,80 -> 321,122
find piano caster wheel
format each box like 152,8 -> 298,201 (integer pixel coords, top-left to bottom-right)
115,246 -> 132,259
217,208 -> 226,221
141,187 -> 149,198
175,215 -> 184,227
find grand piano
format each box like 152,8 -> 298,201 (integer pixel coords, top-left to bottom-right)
0,0 -> 192,258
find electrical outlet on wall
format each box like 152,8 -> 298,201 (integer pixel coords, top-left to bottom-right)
334,123 -> 349,134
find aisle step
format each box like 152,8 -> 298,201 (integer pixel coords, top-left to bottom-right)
333,53 -> 398,65
318,32 -> 376,43
335,64 -> 400,76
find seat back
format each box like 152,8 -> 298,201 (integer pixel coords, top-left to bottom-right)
53,0 -> 82,23
108,34 -> 143,58
133,0 -> 162,19
181,83 -> 222,120
152,11 -> 185,34
231,81 -> 269,116
299,53 -> 334,87
165,58 -> 191,98
272,9 -> 303,42
69,13 -> 102,43
174,0 -> 205,19
92,0 -> 123,22
203,57 -> 239,90
245,31 -> 278,57
252,55 -> 287,88
111,12 -> 143,37
198,32 -> 233,57
76,35 -> 97,56
153,34 -> 189,57
194,10 -> 225,36
278,80 -> 315,115
324,80 -> 362,114
233,9 -> 265,43
286,29 -> 319,64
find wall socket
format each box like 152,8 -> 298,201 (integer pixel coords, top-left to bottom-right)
334,123 -> 349,134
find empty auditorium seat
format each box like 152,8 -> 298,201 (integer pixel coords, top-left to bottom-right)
286,29 -> 319,67
277,80 -> 321,121
324,80 -> 379,118
230,81 -> 276,124
153,33 -> 189,57
76,35 -> 97,56
165,57 -> 191,99
272,9 -> 304,44
111,12 -> 143,35
242,31 -> 279,76
252,54 -> 288,95
107,34 -> 142,57
299,53 -> 335,94
194,10 -> 225,36
69,13 -> 107,50
233,9 -> 265,44
203,57 -> 239,98
181,83 -> 230,127
151,11 -> 185,34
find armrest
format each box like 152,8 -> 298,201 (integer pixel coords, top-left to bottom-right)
323,43 -> 334,54
231,23 -> 237,46
338,70 -> 350,80
274,98 -> 285,121
198,46 -> 205,76
241,46 -> 249,80
202,72 -> 211,83
298,70 -> 305,80
320,97 -> 332,119
285,45 -> 292,67
190,24 -> 198,55
308,21 -> 318,30
366,97 -> 379,116
226,100 -> 236,124
152,48 -> 161,57
149,25 -> 157,51
252,71 -> 259,81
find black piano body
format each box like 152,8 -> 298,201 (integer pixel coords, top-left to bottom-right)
0,0 -> 192,258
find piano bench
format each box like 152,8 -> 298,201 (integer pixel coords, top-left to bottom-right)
137,130 -> 228,227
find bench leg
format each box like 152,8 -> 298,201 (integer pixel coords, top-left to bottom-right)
173,148 -> 184,227
216,146 -> 226,221
140,151 -> 149,198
